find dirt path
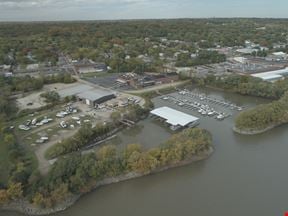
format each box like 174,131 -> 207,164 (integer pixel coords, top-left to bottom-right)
35,129 -> 78,175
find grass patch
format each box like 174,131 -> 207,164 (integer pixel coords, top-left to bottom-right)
0,142 -> 12,185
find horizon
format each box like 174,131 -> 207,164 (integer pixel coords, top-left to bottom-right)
1,17 -> 288,24
0,0 -> 287,22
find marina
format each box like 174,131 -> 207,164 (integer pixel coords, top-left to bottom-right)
160,88 -> 245,121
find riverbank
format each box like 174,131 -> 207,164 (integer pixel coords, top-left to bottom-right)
232,124 -> 280,135
1,147 -> 213,216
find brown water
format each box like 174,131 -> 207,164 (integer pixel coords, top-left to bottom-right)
3,88 -> 288,216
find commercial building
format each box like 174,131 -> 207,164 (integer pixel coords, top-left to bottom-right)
150,106 -> 199,130
58,83 -> 115,106
77,89 -> 115,107
251,67 -> 288,82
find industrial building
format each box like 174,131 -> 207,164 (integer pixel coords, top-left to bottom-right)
58,83 -> 115,106
77,89 -> 115,107
150,106 -> 199,130
251,67 -> 288,82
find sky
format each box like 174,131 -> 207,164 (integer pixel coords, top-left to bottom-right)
0,0 -> 287,22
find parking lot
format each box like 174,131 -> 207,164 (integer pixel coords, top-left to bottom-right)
84,73 -> 135,91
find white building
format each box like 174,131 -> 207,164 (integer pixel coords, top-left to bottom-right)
272,52 -> 287,60
251,67 -> 288,82
150,107 -> 199,130
233,57 -> 247,64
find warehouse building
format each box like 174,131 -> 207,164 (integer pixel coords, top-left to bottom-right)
150,106 -> 199,131
251,67 -> 288,82
57,83 -> 115,106
77,89 -> 115,107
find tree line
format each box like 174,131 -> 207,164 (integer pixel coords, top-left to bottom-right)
197,74 -> 288,99
235,91 -> 288,132
28,128 -> 212,208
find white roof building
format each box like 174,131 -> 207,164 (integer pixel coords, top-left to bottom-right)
150,107 -> 199,127
251,67 -> 288,82
233,57 -> 247,64
272,51 -> 286,56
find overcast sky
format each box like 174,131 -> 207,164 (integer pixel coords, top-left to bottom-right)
0,0 -> 287,21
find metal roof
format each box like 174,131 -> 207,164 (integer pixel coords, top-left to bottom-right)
150,106 -> 199,127
77,89 -> 114,102
58,84 -> 93,98
252,67 -> 288,81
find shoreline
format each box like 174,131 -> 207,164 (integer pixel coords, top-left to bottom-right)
1,147 -> 214,216
232,124 -> 280,135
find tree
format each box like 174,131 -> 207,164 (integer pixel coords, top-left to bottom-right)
0,189 -> 9,204
96,145 -> 116,161
32,192 -> 45,207
7,182 -> 23,200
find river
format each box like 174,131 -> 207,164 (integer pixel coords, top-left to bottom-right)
3,87 -> 288,216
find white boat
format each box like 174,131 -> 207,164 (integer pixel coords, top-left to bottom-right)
18,125 -> 30,131
36,139 -> 45,144
60,121 -> 67,128
31,118 -> 37,125
41,118 -> 49,124
170,125 -> 181,131
208,111 -> 215,116
216,114 -> 224,120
